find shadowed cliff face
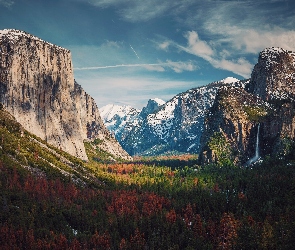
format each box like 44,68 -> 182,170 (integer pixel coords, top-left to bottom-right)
0,29 -> 131,161
199,86 -> 268,165
200,48 -> 295,165
247,48 -> 295,158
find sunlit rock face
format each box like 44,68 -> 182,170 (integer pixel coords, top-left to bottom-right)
247,47 -> 295,101
0,29 -> 131,161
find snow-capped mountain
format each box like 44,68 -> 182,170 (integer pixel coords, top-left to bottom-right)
100,77 -> 246,156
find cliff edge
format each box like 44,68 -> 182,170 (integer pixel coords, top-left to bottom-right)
0,29 -> 131,161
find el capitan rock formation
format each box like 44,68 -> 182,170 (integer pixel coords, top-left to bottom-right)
0,29 -> 131,161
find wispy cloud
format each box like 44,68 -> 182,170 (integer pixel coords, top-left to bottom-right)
77,75 -> 205,109
159,31 -> 253,78
223,27 -> 295,54
78,0 -> 192,22
74,60 -> 197,73
0,0 -> 14,8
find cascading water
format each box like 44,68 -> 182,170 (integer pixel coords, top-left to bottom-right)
246,123 -> 260,166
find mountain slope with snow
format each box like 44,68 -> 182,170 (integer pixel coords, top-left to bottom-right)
101,77 -> 246,156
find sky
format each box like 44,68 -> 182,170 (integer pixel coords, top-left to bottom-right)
0,0 -> 295,109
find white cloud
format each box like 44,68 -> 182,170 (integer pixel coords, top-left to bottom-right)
184,31 -> 214,60
210,58 -> 253,78
143,64 -> 165,72
104,40 -> 121,48
233,28 -> 295,53
77,0 -> 194,22
160,31 -> 253,78
158,41 -> 170,51
0,0 -> 14,8
74,60 -> 197,73
165,60 -> 197,73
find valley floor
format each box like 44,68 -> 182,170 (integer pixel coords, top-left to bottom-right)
0,109 -> 294,249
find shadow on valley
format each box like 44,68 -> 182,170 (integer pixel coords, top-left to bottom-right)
131,154 -> 199,169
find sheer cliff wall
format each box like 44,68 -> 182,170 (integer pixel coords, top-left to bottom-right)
0,29 -> 131,161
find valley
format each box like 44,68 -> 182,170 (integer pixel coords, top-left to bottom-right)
0,29 -> 295,249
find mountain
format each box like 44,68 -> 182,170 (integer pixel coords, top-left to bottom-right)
0,29 -> 131,161
199,47 -> 295,165
100,77 -> 246,156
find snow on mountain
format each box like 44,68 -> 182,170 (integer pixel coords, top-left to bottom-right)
247,47 -> 295,102
151,98 -> 165,106
0,29 -> 66,51
100,78 -> 246,156
221,77 -> 239,84
99,104 -> 140,136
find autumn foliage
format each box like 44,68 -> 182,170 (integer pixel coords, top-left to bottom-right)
0,154 -> 295,249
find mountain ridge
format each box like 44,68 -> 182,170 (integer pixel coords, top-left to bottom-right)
100,77 -> 245,156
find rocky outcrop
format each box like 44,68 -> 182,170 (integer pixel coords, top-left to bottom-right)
199,86 -> 269,165
0,29 -> 131,161
139,98 -> 165,119
200,47 -> 295,165
247,47 -> 295,158
247,47 -> 295,101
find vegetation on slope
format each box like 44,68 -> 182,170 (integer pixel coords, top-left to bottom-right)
0,107 -> 295,249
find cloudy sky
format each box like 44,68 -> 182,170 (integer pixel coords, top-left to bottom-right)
1,0 -> 295,108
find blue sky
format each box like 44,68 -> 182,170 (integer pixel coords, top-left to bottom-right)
1,0 -> 295,108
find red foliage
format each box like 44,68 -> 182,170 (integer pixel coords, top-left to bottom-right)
130,228 -> 146,249
106,190 -> 170,218
217,213 -> 239,250
213,183 -> 220,193
193,214 -> 204,238
106,190 -> 139,217
238,191 -> 247,201
90,231 -> 111,249
166,209 -> 177,224
183,203 -> 194,228
141,192 -> 170,217
119,238 -> 128,250
105,163 -> 143,175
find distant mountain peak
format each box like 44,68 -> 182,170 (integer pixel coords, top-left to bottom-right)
100,79 -> 246,156
150,98 -> 165,106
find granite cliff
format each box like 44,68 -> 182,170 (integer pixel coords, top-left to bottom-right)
0,29 -> 131,161
199,47 -> 295,165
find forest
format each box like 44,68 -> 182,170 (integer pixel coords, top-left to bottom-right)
0,108 -> 295,249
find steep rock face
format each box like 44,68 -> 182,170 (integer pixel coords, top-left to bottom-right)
199,86 -> 268,165
0,29 -> 131,161
247,47 -> 295,157
139,98 -> 165,119
247,47 -> 295,101
200,47 -> 295,165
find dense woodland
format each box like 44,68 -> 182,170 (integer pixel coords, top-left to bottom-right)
0,108 -> 295,249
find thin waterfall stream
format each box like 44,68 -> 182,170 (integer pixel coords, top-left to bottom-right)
246,123 -> 260,166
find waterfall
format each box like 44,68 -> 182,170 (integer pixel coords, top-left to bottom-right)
246,124 -> 260,166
